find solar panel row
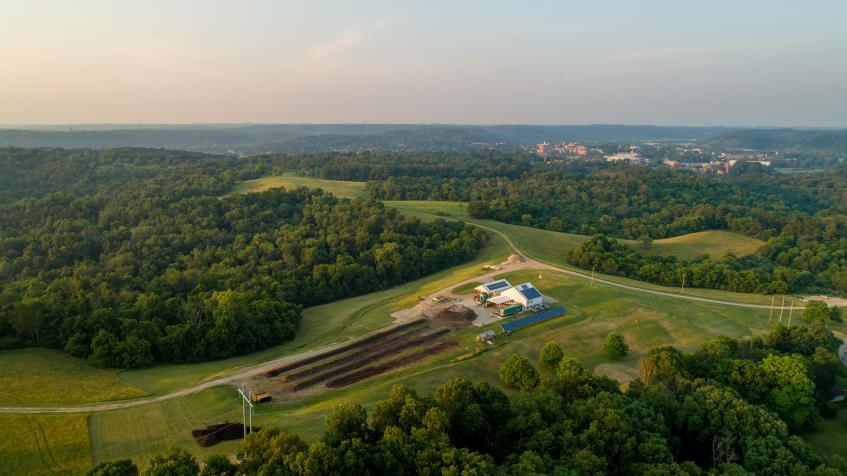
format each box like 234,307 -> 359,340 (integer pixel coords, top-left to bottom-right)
501,306 -> 566,333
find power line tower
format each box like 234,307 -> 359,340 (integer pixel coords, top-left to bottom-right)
237,386 -> 255,438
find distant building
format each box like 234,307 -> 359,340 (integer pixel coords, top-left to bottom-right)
536,142 -> 549,155
604,152 -> 646,164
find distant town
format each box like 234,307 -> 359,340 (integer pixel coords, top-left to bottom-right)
532,141 -> 775,175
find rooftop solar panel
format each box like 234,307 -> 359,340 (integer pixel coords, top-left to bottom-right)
486,280 -> 510,291
520,287 -> 542,300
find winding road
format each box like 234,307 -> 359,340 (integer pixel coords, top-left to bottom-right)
0,211 -> 814,414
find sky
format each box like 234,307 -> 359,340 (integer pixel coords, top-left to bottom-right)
1,0 -> 846,126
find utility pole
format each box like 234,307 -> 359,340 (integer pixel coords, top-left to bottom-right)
680,273 -> 686,294
237,387 -> 255,438
788,299 -> 795,327
768,295 -> 775,325
590,265 -> 595,287
778,296 -> 786,323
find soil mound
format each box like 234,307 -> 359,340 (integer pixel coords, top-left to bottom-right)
434,304 -> 477,322
507,253 -> 524,263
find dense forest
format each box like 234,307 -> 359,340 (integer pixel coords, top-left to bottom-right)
90,324 -> 846,475
268,150 -> 847,294
0,148 -> 484,367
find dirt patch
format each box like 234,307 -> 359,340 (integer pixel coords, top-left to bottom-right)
801,295 -> 847,308
290,329 -> 450,391
263,319 -> 424,377
507,253 -> 524,263
326,340 -> 457,388
192,423 -> 259,447
285,328 -> 438,382
425,304 -> 478,330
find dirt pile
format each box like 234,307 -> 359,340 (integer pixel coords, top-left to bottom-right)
427,304 -> 477,329
192,423 -> 259,447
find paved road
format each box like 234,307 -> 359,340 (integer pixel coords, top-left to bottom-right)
0,211 -> 809,414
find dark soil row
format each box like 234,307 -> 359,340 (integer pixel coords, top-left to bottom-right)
263,319 -> 425,377
325,340 -> 457,388
284,327 -> 439,382
289,329 -> 450,391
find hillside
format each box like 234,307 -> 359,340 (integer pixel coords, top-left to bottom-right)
708,128 -> 847,155
639,230 -> 765,260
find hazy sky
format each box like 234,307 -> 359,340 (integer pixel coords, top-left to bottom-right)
2,0 -> 846,126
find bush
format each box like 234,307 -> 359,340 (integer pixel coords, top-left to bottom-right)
86,460 -> 138,476
539,342 -> 564,368
604,333 -> 629,360
499,355 -> 540,390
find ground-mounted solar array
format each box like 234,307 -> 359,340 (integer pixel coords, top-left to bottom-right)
501,306 -> 566,333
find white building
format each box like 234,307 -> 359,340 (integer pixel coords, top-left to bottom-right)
474,279 -> 512,304
500,282 -> 544,308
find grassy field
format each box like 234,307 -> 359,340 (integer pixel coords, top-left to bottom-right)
0,348 -> 148,406
643,230 -> 765,260
0,414 -> 91,475
804,405 -> 847,458
229,175 -> 367,199
89,387 -> 245,470
452,281 -> 482,295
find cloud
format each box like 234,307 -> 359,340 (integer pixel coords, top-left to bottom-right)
306,30 -> 362,65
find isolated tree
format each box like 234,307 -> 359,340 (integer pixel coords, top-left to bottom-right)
604,333 -> 629,360
145,447 -> 199,476
86,460 -> 138,476
499,355 -> 540,390
539,342 -> 564,368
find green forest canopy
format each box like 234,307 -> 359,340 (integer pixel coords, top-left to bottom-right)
0,148 -> 484,367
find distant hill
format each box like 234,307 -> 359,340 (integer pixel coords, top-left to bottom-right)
0,124 -> 733,153
708,129 -> 847,156
7,124 -> 846,154
473,124 -> 732,143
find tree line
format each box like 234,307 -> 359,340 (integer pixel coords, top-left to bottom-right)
0,148 -> 484,367
89,323 -> 846,475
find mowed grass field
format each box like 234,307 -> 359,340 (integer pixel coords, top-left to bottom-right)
0,414 -> 91,475
0,348 -> 148,406
229,175 -> 367,199
804,406 -> 847,458
643,230 -> 765,260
